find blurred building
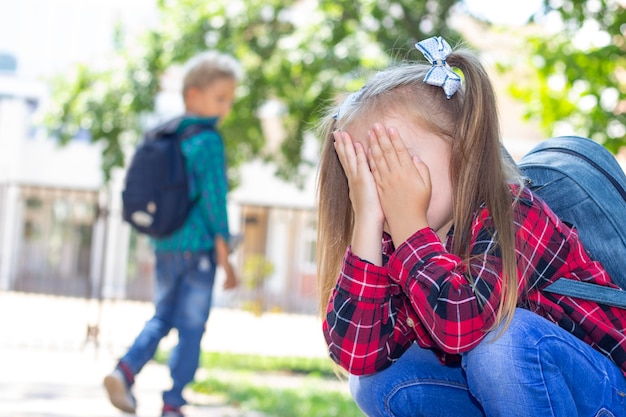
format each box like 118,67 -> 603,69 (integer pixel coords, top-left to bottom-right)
0,0 -> 320,315
0,53 -> 320,315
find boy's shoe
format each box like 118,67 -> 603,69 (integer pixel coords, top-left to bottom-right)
161,404 -> 184,417
103,369 -> 137,413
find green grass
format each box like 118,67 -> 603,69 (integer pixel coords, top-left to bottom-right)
199,351 -> 338,377
156,350 -> 362,417
191,374 -> 362,417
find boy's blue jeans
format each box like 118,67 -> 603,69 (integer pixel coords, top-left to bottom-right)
350,308 -> 626,417
120,250 -> 216,408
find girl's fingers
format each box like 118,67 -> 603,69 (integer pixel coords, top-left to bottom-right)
353,141 -> 369,174
333,130 -> 356,175
334,130 -> 373,186
412,155 -> 431,187
368,124 -> 395,170
373,123 -> 397,157
368,123 -> 416,184
367,131 -> 387,183
387,126 -> 413,167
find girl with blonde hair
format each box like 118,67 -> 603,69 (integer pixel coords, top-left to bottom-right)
317,36 -> 626,416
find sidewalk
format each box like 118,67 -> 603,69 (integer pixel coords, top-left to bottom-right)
0,346 -> 257,417
0,292 -> 332,417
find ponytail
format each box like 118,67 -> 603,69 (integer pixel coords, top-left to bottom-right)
447,50 -> 521,331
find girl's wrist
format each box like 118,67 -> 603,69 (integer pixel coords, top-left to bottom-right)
351,216 -> 384,266
354,212 -> 384,229
389,219 -> 429,248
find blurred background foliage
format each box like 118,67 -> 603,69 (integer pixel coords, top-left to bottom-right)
510,0 -> 626,154
44,0 -> 625,182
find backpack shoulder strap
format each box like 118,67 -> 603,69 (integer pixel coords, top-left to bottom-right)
144,116 -> 217,142
170,118 -> 217,208
144,116 -> 185,141
544,278 -> 626,309
177,118 -> 218,142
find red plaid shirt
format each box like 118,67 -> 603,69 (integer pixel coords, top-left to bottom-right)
323,186 -> 626,376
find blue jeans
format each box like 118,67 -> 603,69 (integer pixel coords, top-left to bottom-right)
350,308 -> 626,416
120,250 -> 216,407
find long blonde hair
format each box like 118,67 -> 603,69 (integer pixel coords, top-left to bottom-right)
316,47 -> 525,331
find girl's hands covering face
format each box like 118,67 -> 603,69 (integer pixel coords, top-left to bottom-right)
367,123 -> 431,247
333,130 -> 385,228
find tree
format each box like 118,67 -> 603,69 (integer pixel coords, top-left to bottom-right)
508,0 -> 625,153
47,0 -> 624,184
44,0 -> 460,183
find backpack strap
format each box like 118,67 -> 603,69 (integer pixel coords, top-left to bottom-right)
146,116 -> 216,141
177,121 -> 215,141
544,278 -> 626,309
166,118 -> 217,210
145,116 -> 183,140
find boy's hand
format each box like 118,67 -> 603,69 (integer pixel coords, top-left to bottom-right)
222,262 -> 239,290
367,123 -> 431,248
215,236 -> 239,290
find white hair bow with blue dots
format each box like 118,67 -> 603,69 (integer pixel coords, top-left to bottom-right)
415,36 -> 462,99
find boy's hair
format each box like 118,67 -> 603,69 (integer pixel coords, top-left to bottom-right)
182,51 -> 243,95
316,46 -> 526,332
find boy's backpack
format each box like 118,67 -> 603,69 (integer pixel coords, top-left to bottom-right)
122,117 -> 213,238
517,136 -> 626,308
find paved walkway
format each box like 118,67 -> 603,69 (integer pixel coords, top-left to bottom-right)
0,292 -> 333,417
0,346 -> 258,417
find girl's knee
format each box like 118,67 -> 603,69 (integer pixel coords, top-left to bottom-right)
463,308 -> 568,396
464,309 -> 548,379
351,344 -> 483,416
468,308 -> 546,356
351,372 -> 480,417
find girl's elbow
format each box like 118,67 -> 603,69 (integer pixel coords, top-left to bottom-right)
327,345 -> 392,376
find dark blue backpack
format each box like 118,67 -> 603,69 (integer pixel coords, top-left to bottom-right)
122,117 -> 212,238
518,136 -> 626,308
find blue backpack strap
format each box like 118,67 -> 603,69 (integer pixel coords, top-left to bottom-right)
172,118 -> 217,206
146,116 -> 215,140
145,116 -> 184,140
544,278 -> 626,309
